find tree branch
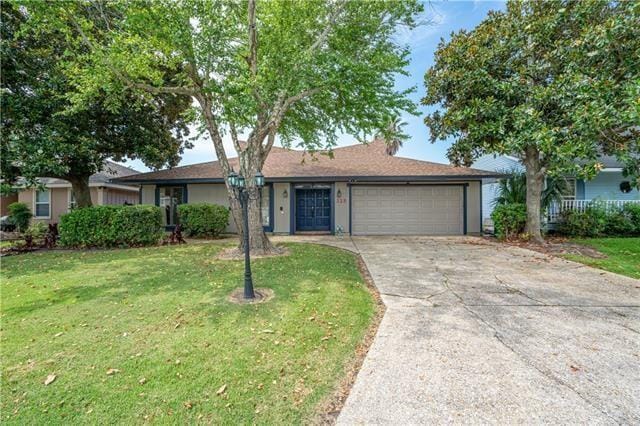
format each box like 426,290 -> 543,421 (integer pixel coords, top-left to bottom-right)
68,10 -> 198,98
246,0 -> 267,128
247,0 -> 258,78
307,0 -> 346,54
130,82 -> 196,96
230,122 -> 243,154
263,129 -> 277,158
195,94 -> 232,180
283,87 -> 321,110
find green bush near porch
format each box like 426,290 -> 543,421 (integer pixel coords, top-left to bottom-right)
491,203 -> 527,240
559,203 -> 640,237
177,203 -> 230,237
59,205 -> 163,248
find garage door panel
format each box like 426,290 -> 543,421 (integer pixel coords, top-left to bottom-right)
352,185 -> 463,235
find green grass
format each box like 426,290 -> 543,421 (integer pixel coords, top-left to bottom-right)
0,243 -> 375,424
563,237 -> 640,279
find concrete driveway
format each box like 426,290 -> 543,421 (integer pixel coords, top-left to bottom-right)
333,236 -> 640,425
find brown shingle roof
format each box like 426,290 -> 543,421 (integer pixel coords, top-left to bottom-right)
116,140 -> 499,183
18,161 -> 139,186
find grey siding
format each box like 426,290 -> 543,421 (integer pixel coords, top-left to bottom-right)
584,171 -> 639,200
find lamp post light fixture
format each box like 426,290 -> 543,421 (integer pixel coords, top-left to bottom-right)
228,169 -> 265,299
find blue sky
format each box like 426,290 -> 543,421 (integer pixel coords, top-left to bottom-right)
123,1 -> 506,172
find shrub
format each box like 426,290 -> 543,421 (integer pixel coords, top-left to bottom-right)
24,222 -> 47,239
559,204 -> 607,237
604,207 -> 634,236
8,202 -> 32,232
59,205 -> 163,248
558,202 -> 640,237
621,203 -> 640,235
177,203 -> 229,237
491,203 -> 527,240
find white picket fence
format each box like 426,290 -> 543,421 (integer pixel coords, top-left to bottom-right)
547,199 -> 640,223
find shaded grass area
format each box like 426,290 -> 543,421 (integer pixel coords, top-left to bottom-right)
564,238 -> 640,279
0,243 -> 375,424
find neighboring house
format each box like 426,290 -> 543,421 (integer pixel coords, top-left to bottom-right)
473,154 -> 640,225
114,140 -> 499,236
11,161 -> 140,224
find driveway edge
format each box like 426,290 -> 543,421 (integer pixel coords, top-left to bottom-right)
313,252 -> 386,425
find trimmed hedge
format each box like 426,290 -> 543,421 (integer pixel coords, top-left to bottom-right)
559,203 -> 640,237
177,203 -> 229,237
491,203 -> 527,240
59,205 -> 163,248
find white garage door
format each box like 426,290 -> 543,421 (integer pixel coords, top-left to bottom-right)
351,185 -> 464,235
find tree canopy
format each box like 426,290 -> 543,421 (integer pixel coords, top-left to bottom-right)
26,0 -> 423,252
423,0 -> 639,241
1,2 -> 193,204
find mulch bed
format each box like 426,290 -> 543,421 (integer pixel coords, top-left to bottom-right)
215,245 -> 289,260
313,253 -> 386,425
227,287 -> 275,304
492,236 -> 608,259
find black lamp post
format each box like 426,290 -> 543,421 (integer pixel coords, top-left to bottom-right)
228,169 -> 265,299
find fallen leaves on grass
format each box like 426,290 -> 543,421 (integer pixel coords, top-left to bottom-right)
216,384 -> 227,395
106,368 -> 120,376
44,374 -> 56,385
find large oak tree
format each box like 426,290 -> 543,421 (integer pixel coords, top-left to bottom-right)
423,0 -> 639,242
1,2 -> 193,206
27,0 -> 423,254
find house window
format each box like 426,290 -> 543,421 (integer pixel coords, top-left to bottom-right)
560,178 -> 576,200
35,189 -> 51,218
261,187 -> 271,227
158,186 -> 184,226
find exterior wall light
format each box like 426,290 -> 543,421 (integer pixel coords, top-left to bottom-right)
255,171 -> 265,188
282,189 -> 288,199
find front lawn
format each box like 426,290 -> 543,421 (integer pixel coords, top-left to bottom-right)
0,243 -> 376,423
563,238 -> 640,279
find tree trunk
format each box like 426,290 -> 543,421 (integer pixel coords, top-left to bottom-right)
228,147 -> 277,255
523,146 -> 545,243
196,95 -> 277,255
68,176 -> 93,208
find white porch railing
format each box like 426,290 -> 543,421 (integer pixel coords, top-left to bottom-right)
547,199 -> 640,223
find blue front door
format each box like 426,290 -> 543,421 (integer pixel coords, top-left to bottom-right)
295,188 -> 331,231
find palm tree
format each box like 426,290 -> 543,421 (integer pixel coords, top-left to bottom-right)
378,117 -> 409,156
494,169 -> 569,211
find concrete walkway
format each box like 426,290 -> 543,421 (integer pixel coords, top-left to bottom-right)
278,236 -> 640,424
